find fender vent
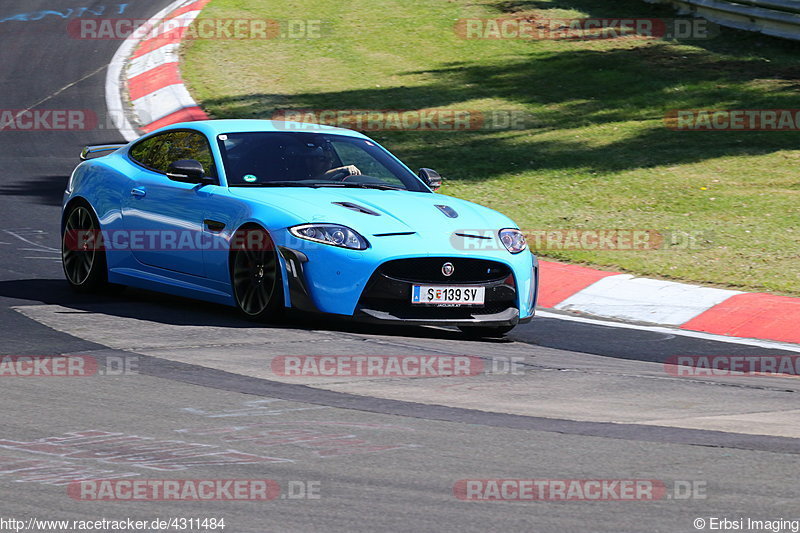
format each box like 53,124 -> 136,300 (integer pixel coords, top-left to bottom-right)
333,202 -> 381,216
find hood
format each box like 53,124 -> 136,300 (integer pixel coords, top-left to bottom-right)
231,187 -> 516,244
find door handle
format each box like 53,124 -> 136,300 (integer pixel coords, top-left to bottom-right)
204,219 -> 226,232
130,187 -> 146,198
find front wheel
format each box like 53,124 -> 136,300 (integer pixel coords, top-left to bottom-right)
458,325 -> 515,338
230,227 -> 283,322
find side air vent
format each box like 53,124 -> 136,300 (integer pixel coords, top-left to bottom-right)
333,202 -> 381,216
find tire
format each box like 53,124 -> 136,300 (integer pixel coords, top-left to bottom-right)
230,226 -> 283,322
458,325 -> 515,338
61,201 -> 111,293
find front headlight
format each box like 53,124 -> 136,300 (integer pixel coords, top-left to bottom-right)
499,228 -> 527,254
289,224 -> 370,250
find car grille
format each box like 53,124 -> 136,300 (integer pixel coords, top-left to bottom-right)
378,257 -> 511,283
358,258 -> 517,319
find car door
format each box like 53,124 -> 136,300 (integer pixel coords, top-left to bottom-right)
121,130 -> 219,277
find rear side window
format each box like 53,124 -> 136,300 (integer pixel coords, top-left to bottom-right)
129,135 -> 159,167
129,130 -> 217,178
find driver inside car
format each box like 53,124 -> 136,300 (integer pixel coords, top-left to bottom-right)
307,145 -> 361,180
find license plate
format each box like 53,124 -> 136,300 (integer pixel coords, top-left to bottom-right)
411,285 -> 485,306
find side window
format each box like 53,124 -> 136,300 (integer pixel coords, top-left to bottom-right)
129,131 -> 217,178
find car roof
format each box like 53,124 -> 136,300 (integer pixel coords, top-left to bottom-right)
148,119 -> 371,140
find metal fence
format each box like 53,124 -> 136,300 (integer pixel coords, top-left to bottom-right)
644,0 -> 800,40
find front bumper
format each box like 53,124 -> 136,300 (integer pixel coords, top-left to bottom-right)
356,257 -> 520,326
279,246 -> 536,326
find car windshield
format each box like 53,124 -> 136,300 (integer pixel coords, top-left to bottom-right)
217,131 -> 428,191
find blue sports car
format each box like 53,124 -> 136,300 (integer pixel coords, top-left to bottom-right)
62,120 -> 538,336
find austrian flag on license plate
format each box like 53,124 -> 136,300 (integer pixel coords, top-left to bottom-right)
412,285 -> 485,306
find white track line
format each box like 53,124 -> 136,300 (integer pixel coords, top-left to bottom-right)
3,230 -> 60,253
536,309 -> 800,353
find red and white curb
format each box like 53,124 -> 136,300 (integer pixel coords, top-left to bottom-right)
104,3 -> 800,347
539,260 -> 800,345
106,0 -> 211,141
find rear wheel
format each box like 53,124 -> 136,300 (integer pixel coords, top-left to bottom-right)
231,227 -> 283,321
458,325 -> 515,338
61,202 -> 109,293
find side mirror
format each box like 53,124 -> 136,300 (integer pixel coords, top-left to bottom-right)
419,168 -> 442,191
167,159 -> 213,185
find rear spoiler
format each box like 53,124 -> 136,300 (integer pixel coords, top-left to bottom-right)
80,144 -> 126,161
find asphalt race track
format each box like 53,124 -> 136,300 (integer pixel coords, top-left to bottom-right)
1,2 -> 799,532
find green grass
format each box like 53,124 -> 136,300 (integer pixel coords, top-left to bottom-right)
182,0 -> 800,295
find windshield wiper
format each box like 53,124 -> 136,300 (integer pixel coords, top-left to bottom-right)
231,181 -> 323,188
231,181 -> 406,191
314,182 -> 405,191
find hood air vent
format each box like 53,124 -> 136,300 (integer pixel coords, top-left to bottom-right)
455,232 -> 492,240
373,232 -> 417,237
435,205 -> 459,218
333,202 -> 381,216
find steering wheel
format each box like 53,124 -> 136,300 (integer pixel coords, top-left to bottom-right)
330,168 -> 353,181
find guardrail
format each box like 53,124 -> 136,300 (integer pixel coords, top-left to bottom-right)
644,0 -> 800,40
